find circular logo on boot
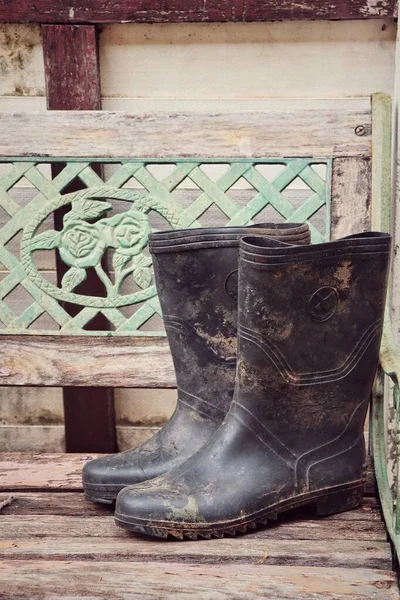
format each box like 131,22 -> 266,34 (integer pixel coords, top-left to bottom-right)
309,286 -> 338,322
225,270 -> 239,303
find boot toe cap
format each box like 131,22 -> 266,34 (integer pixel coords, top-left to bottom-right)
82,453 -> 147,489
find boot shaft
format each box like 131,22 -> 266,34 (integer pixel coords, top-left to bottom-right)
149,224 -> 310,419
235,232 -> 391,488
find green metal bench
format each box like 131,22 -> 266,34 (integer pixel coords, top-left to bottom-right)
0,92 -> 398,562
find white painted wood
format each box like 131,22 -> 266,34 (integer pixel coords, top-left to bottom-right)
0,386 -> 63,426
0,21 -> 396,102
0,425 -> 65,452
0,424 -> 164,452
0,96 -> 46,110
115,388 -> 175,427
0,25 -> 45,98
101,98 -> 372,113
116,425 -> 159,451
100,21 -> 396,99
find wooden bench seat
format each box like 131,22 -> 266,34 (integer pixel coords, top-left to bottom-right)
0,453 -> 398,599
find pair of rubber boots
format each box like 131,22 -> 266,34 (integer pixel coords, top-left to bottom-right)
83,223 -> 391,540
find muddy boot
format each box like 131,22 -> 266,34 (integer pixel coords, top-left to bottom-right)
83,224 -> 310,503
114,232 -> 391,538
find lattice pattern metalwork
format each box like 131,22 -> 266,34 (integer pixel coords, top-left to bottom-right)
0,158 -> 331,336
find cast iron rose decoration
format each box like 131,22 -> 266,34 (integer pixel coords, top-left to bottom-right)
22,186 -> 181,307
108,211 -> 151,257
59,220 -> 106,269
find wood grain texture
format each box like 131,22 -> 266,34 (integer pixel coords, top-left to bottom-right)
0,1 -> 395,23
0,337 -> 175,387
0,492 -> 380,519
0,513 -> 387,542
0,453 -> 97,491
331,157 -> 372,239
0,561 -> 397,600
0,108 -> 372,159
0,451 -> 394,598
0,536 -> 392,569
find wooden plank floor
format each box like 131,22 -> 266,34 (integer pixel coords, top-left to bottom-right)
0,453 -> 399,599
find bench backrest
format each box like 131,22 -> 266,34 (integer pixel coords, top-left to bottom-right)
0,93 -> 391,388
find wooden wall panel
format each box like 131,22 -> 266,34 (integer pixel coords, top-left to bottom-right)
100,22 -> 396,100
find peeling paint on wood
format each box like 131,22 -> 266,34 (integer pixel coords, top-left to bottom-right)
0,1 -> 396,24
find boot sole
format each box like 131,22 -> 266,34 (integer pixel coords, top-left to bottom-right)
114,480 -> 364,540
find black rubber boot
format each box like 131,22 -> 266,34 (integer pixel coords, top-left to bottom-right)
114,232 -> 391,538
83,223 -> 310,503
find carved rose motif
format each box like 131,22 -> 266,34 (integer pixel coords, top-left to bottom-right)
59,220 -> 106,269
108,211 -> 151,257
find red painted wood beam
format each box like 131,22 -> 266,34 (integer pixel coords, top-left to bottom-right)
42,25 -> 117,454
42,25 -> 101,110
1,1 -> 397,23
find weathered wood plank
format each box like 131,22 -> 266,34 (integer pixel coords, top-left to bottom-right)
0,492 -> 380,520
0,109 -> 372,159
0,561 -> 397,600
331,157 -> 372,239
0,514 -> 387,542
0,337 -> 175,387
0,536 -> 392,569
0,0 -> 395,23
0,453 -> 377,495
0,453 -> 96,491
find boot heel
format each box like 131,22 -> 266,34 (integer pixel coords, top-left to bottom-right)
315,485 -> 364,517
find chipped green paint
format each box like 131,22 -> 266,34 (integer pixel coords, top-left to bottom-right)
0,158 -> 331,335
370,92 -> 400,565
